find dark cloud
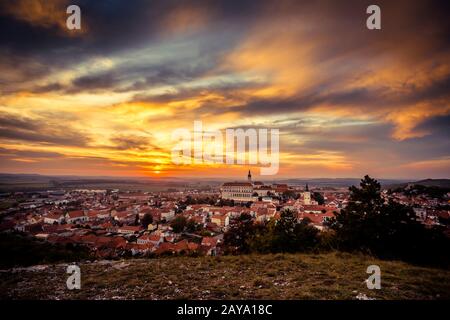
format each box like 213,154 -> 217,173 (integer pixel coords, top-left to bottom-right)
31,82 -> 64,93
1,0 -> 449,98
66,57 -> 218,94
0,114 -> 90,146
416,115 -> 450,137
0,147 -> 63,159
193,68 -> 449,118
405,73 -> 450,104
0,0 -> 449,177
0,0 -> 259,93
133,79 -> 265,104
0,115 -> 40,131
109,135 -> 151,151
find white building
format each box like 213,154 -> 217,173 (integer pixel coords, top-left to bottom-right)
221,182 -> 254,202
65,210 -> 88,224
161,210 -> 175,221
211,214 -> 230,228
44,213 -> 65,224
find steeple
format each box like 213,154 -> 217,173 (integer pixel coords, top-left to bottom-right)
247,170 -> 252,182
305,183 -> 309,191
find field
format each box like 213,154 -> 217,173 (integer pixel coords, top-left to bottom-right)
1,252 -> 449,300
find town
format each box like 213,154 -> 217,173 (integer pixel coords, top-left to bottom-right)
0,171 -> 448,260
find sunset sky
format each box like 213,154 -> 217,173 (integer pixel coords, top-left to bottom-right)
0,0 -> 449,179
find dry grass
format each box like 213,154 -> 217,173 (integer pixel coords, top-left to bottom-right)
1,252 -> 449,300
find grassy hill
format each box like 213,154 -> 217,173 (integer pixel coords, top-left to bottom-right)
1,252 -> 449,300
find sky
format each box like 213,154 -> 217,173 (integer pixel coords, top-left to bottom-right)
0,0 -> 449,180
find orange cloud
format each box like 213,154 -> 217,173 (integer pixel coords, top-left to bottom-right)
1,0 -> 85,35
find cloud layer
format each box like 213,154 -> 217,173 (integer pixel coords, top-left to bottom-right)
0,0 -> 449,178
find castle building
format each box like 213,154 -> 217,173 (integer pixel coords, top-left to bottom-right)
221,170 -> 254,202
220,182 -> 254,202
220,170 -> 289,202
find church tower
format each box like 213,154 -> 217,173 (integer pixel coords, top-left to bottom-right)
247,170 -> 252,183
303,183 -> 311,205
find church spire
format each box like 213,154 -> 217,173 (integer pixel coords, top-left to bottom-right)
305,183 -> 309,191
247,170 -> 252,182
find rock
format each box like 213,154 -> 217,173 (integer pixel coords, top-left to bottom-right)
112,262 -> 130,270
355,293 -> 376,300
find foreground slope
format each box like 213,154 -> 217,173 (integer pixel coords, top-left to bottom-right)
1,252 -> 449,300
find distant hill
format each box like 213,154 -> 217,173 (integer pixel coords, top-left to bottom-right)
0,173 -> 186,192
411,179 -> 450,188
0,173 -> 448,192
386,179 -> 450,190
277,178 -> 410,188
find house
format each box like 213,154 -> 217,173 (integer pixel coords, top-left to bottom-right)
161,210 -> 175,221
66,210 -> 88,224
299,210 -> 336,230
42,224 -> 59,234
165,235 -> 175,243
86,210 -> 110,221
205,222 -> 222,233
107,237 -> 127,249
173,239 -> 198,253
148,233 -> 164,245
100,221 -> 116,233
211,214 -> 230,228
201,236 -> 218,247
86,210 -> 100,221
255,207 -> 276,223
127,242 -> 155,255
113,211 -> 135,223
117,225 -> 142,235
153,242 -> 176,255
94,236 -> 113,248
186,204 -> 210,211
80,234 -> 98,246
190,215 -> 206,225
302,205 -> 328,214
44,212 -> 65,224
97,210 -> 111,219
137,234 -> 162,245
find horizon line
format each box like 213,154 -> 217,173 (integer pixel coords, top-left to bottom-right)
0,172 -> 447,181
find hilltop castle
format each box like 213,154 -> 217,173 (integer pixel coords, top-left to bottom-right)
220,170 -> 288,202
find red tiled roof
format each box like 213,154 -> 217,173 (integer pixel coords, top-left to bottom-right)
118,225 -> 142,232
86,210 -> 100,218
302,205 -> 329,212
222,182 -> 253,187
45,213 -> 63,220
201,236 -> 218,247
138,234 -> 152,241
67,210 -> 85,218
154,242 -> 176,254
